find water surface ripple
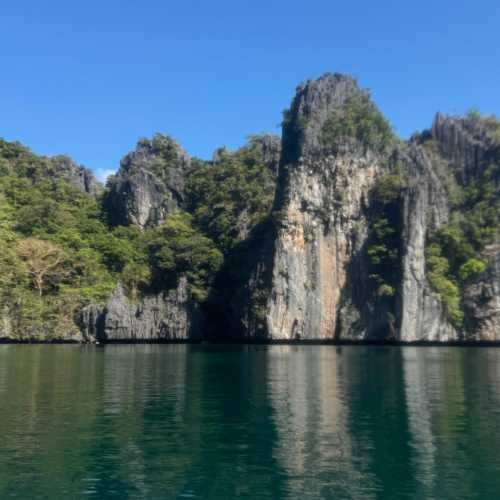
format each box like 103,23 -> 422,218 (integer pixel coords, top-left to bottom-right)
0,344 -> 499,499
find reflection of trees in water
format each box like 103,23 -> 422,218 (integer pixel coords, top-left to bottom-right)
0,345 -> 106,498
2,345 -> 500,499
89,344 -> 192,498
93,344 -> 287,499
404,348 -> 500,500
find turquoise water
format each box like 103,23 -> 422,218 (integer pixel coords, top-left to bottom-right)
1,345 -> 500,499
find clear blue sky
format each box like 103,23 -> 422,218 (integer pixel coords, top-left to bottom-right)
1,1 -> 499,180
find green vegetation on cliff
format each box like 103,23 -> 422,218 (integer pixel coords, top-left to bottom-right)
186,136 -> 277,253
0,140 -> 116,338
321,93 -> 394,152
419,112 -> 500,328
366,168 -> 408,333
0,135 -> 276,339
426,158 -> 499,328
144,213 -> 223,301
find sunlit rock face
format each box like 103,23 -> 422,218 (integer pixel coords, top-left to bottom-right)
79,279 -> 203,342
397,145 -> 457,341
234,74 -> 500,341
265,74 -> 383,339
106,134 -> 191,229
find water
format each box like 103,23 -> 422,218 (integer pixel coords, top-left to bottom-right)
1,345 -> 500,499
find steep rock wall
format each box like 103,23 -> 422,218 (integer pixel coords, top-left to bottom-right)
397,145 -> 457,341
267,147 -> 380,339
79,278 -> 203,342
52,155 -> 102,195
265,74 -> 384,339
106,135 -> 191,228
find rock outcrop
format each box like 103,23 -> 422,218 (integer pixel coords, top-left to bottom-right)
265,74 -> 381,340
463,246 -> 500,340
105,134 -> 191,228
226,73 -> 498,342
249,133 -> 281,176
51,155 -> 102,195
79,278 -> 204,342
397,145 -> 457,341
431,113 -> 490,184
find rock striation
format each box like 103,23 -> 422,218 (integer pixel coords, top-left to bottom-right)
431,112 -> 490,184
397,145 -> 456,341
79,278 -> 204,342
264,75 -> 378,339
225,73 -> 499,342
73,73 -> 499,343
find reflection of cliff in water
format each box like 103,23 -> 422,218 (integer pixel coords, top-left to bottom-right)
267,346 -> 377,499
402,348 -> 438,499
401,348 -> 500,499
2,345 -> 500,499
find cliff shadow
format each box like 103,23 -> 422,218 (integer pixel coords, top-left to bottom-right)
204,215 -> 278,341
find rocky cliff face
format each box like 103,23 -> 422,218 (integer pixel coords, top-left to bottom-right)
265,75 -> 379,340
106,134 -> 191,228
397,145 -> 457,341
431,112 -> 490,184
422,113 -> 499,340
229,74 -> 498,342
87,135 -> 206,342
69,73 -> 498,343
51,155 -> 102,195
79,278 -> 204,342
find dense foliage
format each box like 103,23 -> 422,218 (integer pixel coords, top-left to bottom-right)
426,159 -> 499,328
419,112 -> 499,328
0,134 -> 275,339
186,135 -> 277,253
144,213 -> 223,301
134,134 -> 188,182
0,140 -> 117,339
366,168 -> 408,333
321,93 -> 394,152
466,109 -> 500,146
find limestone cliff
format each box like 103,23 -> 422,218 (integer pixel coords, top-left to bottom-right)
79,278 -> 203,342
229,74 -> 498,342
51,155 -> 103,195
87,135 -> 207,342
4,74 -> 492,342
397,145 -> 457,341
261,74 -> 392,339
105,134 -> 191,228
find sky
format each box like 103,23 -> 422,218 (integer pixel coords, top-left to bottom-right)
1,1 -> 499,181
